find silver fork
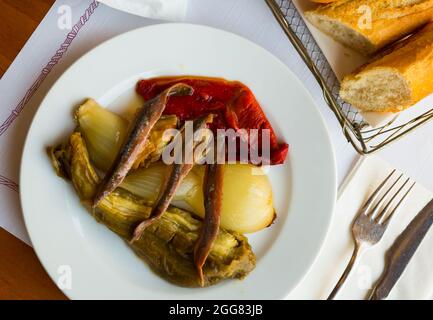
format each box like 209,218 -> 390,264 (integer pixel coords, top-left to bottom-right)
327,169 -> 416,300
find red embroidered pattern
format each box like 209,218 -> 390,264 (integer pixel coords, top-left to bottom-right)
0,1 -> 99,193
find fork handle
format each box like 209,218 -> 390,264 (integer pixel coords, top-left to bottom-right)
327,244 -> 363,300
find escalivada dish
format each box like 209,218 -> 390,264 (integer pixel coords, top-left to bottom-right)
48,76 -> 289,288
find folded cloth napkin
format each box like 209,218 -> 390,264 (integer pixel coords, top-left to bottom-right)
98,0 -> 188,21
288,155 -> 433,299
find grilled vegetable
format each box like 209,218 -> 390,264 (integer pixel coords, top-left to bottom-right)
131,114 -> 214,243
93,83 -> 193,208
137,76 -> 289,165
121,162 -> 199,203
49,132 -> 255,287
75,99 -> 128,172
75,99 -> 275,234
189,164 -> 275,233
76,98 -> 178,172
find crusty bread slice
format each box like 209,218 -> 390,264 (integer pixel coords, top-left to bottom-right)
305,0 -> 433,55
340,22 -> 433,112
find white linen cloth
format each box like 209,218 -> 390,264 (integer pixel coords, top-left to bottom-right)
289,155 -> 433,299
97,0 -> 188,21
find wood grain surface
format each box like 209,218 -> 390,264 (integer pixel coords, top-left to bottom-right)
0,0 -> 66,300
0,0 -> 54,76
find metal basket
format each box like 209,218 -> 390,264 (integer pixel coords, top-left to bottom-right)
266,0 -> 433,154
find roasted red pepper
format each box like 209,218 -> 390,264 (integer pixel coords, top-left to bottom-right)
136,76 -> 288,165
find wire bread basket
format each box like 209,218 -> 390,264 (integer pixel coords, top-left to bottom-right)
266,0 -> 433,154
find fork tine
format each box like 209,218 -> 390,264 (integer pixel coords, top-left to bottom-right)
375,178 -> 410,223
368,173 -> 403,219
381,182 -> 416,226
359,169 -> 396,216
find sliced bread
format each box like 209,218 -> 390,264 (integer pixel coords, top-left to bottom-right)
340,22 -> 433,112
305,0 -> 433,55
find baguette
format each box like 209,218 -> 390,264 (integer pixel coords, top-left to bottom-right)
305,0 -> 433,55
340,22 -> 433,113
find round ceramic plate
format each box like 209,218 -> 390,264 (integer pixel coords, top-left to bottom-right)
20,24 -> 336,299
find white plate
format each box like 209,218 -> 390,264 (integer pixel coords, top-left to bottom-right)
20,24 -> 336,299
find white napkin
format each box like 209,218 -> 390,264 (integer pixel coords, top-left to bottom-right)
97,0 -> 188,21
288,155 -> 433,299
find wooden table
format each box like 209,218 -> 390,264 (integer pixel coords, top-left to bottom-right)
0,0 -> 66,300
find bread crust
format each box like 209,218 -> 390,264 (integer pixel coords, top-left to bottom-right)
341,22 -> 433,112
306,0 -> 433,54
